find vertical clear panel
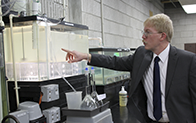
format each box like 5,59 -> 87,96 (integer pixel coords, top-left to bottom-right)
0,29 -> 9,120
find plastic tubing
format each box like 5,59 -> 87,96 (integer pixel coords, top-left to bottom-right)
1,115 -> 20,123
0,0 -> 4,26
62,77 -> 76,92
0,0 -> 26,17
9,14 -> 20,107
0,0 -> 15,7
62,0 -> 66,17
0,0 -> 16,16
50,56 -> 76,92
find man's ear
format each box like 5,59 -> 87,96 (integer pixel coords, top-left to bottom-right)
160,32 -> 167,41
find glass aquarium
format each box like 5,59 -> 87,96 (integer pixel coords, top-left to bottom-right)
89,48 -> 135,85
3,16 -> 88,81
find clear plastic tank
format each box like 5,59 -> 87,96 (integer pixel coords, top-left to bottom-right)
89,48 -> 135,85
3,16 -> 88,81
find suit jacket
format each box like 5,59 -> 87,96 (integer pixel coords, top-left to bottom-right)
89,45 -> 196,123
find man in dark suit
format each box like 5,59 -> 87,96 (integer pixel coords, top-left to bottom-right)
62,13 -> 196,123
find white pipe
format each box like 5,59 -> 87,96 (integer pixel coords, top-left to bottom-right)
44,20 -> 50,80
32,21 -> 40,80
0,70 -> 3,123
9,14 -> 20,107
0,0 -> 5,26
88,37 -> 103,47
0,0 -> 3,120
62,0 -> 67,17
32,21 -> 37,49
100,0 -> 104,46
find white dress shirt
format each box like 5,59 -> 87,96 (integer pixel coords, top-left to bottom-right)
143,44 -> 170,122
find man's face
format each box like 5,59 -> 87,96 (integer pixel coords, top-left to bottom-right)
142,25 -> 162,53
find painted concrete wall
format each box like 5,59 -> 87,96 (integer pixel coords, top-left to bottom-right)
165,8 -> 196,50
80,0 -> 164,48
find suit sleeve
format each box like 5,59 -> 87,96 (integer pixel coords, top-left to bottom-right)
88,53 -> 134,72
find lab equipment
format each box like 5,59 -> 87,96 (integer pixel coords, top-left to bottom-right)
89,48 -> 134,85
66,108 -> 113,123
65,91 -> 82,109
62,101 -> 113,123
18,101 -> 43,121
80,86 -> 97,110
9,110 -> 29,123
3,15 -> 89,123
43,107 -> 60,123
41,84 -> 59,102
4,101 -> 47,123
90,67 -> 102,107
80,68 -> 97,110
3,15 -> 89,81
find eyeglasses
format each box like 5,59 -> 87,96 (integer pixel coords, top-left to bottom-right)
141,31 -> 162,37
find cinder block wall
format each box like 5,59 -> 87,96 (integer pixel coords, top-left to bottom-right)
165,8 -> 196,50
81,0 -> 164,48
40,0 -> 196,50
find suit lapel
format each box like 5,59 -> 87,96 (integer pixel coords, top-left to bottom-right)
136,52 -> 153,83
129,51 -> 153,97
165,46 -> 178,99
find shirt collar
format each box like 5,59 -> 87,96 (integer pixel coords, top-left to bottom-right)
153,44 -> 170,63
